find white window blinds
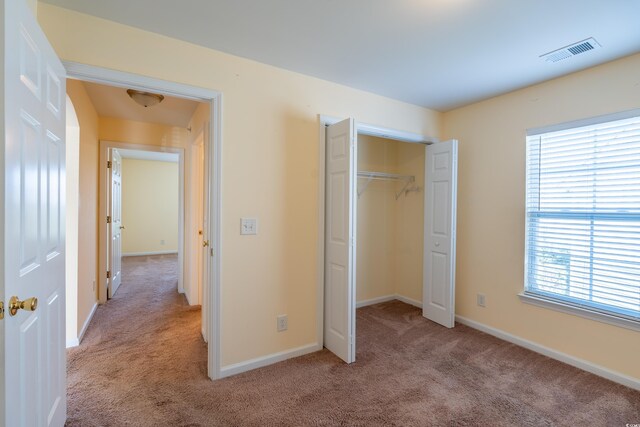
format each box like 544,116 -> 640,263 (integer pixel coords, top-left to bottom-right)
525,114 -> 640,322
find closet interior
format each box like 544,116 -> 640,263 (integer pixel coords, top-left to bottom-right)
356,134 -> 425,309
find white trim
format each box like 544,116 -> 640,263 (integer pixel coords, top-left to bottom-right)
519,293 -> 640,332
316,117 -> 327,362
64,61 -> 219,101
356,295 -> 396,308
65,62 -> 223,380
219,343 -> 322,378
396,294 -> 423,309
356,294 -> 423,309
209,94 -> 223,380
319,114 -> 438,144
455,315 -> 640,392
527,108 -> 640,136
67,303 -> 98,348
122,250 -> 179,257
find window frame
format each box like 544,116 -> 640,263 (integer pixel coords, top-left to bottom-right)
521,109 -> 640,332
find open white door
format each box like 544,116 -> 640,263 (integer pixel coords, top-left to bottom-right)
423,139 -> 458,328
201,126 -> 211,342
323,118 -> 357,363
108,149 -> 123,297
2,0 -> 67,425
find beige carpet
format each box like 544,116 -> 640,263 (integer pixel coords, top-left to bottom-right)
66,254 -> 640,426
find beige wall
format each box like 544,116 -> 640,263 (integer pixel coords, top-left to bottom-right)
99,117 -> 189,148
121,159 -> 179,255
356,135 -> 398,302
356,135 -> 425,304
393,141 -> 425,303
66,80 -> 99,335
37,4 -> 442,366
443,53 -> 640,380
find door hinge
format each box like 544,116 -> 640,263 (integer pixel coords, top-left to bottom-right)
107,216 -> 111,224
106,271 -> 111,279
107,161 -> 112,168
0,301 -> 4,320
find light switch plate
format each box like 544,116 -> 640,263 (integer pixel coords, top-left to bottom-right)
240,218 -> 258,235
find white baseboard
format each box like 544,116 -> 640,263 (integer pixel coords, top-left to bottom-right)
67,302 -> 98,349
123,250 -> 178,257
455,315 -> 640,392
356,294 -> 423,309
396,295 -> 423,309
356,295 -> 396,308
220,343 -> 322,378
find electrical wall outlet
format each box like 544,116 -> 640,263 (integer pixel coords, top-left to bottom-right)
477,293 -> 486,307
241,218 -> 258,235
160,239 -> 166,245
277,314 -> 288,332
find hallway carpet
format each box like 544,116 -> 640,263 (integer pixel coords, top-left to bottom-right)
66,255 -> 640,426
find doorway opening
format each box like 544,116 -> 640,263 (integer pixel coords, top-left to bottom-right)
101,143 -> 185,300
63,63 -> 222,379
318,116 -> 458,364
108,147 -> 181,300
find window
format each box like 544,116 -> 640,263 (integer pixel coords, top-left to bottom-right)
524,112 -> 640,327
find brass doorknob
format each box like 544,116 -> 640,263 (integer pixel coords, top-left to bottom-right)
202,240 -> 209,247
9,296 -> 38,316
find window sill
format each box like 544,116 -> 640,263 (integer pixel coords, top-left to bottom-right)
518,292 -> 640,333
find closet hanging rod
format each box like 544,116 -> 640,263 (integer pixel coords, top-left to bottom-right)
357,171 -> 416,198
357,171 -> 414,181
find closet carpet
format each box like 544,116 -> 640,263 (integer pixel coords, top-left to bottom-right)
66,255 -> 640,426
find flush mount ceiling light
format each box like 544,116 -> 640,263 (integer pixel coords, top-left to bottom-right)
126,89 -> 165,108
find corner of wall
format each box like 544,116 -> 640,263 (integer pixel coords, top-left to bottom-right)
66,79 -> 100,334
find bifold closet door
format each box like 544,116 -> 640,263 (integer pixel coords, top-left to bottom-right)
423,139 -> 458,328
324,118 -> 357,363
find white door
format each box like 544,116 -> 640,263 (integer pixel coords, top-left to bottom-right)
108,149 -> 123,297
324,118 -> 357,363
201,127 -> 211,342
423,140 -> 458,328
2,0 -> 67,425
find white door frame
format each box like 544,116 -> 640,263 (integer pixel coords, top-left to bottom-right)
316,115 -> 439,350
65,62 -> 223,380
98,141 -> 185,298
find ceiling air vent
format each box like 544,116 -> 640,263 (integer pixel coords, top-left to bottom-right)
540,37 -> 601,63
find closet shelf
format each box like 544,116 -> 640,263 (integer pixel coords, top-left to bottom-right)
357,171 -> 417,199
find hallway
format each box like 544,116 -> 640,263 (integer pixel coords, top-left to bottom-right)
66,254 -> 208,425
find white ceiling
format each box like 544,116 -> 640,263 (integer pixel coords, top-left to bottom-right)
47,0 -> 640,111
81,81 -> 200,128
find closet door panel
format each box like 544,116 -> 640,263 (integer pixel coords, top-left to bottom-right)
423,140 -> 458,328
324,118 -> 356,364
